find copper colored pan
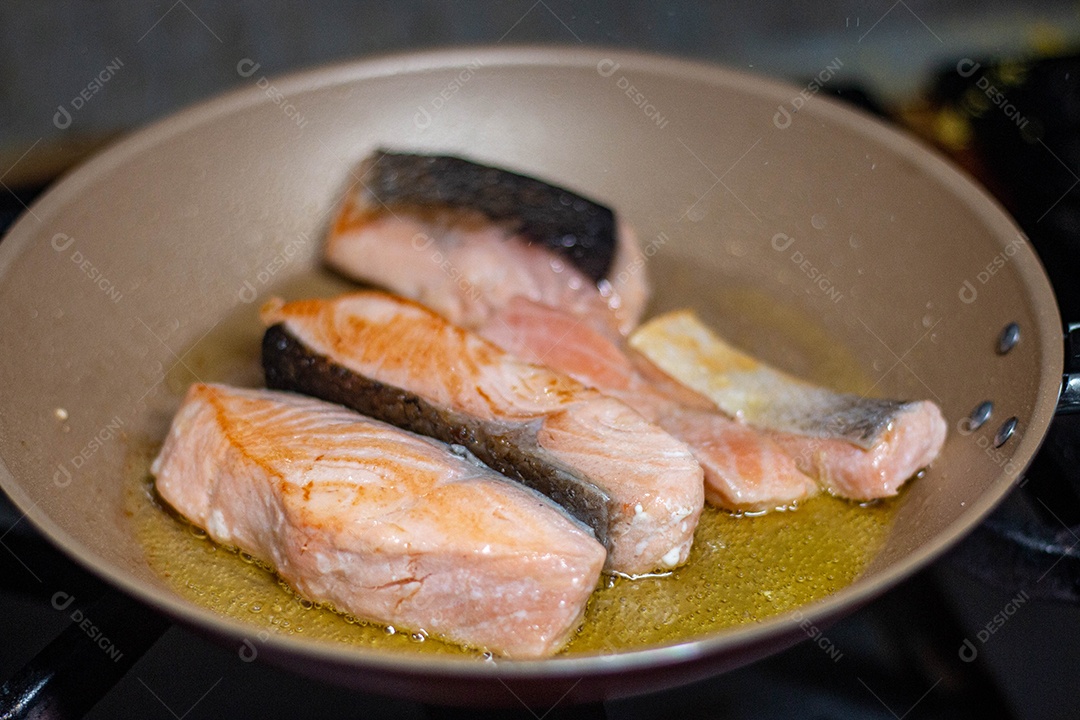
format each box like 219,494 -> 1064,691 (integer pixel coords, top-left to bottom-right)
0,47 -> 1064,705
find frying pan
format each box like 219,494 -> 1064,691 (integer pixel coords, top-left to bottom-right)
0,47 -> 1067,707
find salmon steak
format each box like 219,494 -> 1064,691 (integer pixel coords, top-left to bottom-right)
629,310 -> 948,500
323,150 -> 648,336
479,298 -> 817,513
260,292 -> 704,575
150,383 -> 606,659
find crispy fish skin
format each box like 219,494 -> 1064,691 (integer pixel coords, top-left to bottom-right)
263,323 -> 612,548
261,292 -> 704,575
479,298 -> 817,513
359,150 -> 616,282
151,383 -> 606,659
324,153 -> 649,335
629,310 -> 947,500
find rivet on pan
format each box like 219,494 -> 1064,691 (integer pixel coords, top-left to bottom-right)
967,401 -> 993,432
997,322 -> 1020,355
994,417 -> 1018,448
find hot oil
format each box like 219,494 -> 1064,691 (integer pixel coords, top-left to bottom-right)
127,440 -> 468,656
573,499 -> 894,652
129,267 -> 899,657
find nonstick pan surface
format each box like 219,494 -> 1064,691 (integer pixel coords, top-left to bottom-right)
0,47 -> 1062,704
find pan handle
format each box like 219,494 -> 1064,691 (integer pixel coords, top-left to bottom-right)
948,324 -> 1080,602
0,588 -> 169,719
1057,322 -> 1080,413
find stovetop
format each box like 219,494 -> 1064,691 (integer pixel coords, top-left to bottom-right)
3,59 -> 1080,719
1,500 -> 1062,720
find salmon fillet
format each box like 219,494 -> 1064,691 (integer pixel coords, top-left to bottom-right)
629,310 -> 948,500
150,383 -> 606,659
480,298 -> 817,512
766,402 -> 947,500
323,150 -> 648,336
260,292 -> 704,575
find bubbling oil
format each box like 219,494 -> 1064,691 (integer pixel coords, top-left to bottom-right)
128,268 -> 900,657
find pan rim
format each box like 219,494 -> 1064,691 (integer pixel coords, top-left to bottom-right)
0,44 -> 1064,679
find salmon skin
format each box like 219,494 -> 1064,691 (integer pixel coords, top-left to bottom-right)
631,311 -> 919,449
151,383 -> 606,659
358,150 -> 616,282
479,298 -> 817,513
629,310 -> 947,500
324,151 -> 649,335
262,323 -> 613,547
261,292 -> 704,575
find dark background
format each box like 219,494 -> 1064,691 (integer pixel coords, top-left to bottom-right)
2,2 -> 1080,719
3,0 -> 1080,184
